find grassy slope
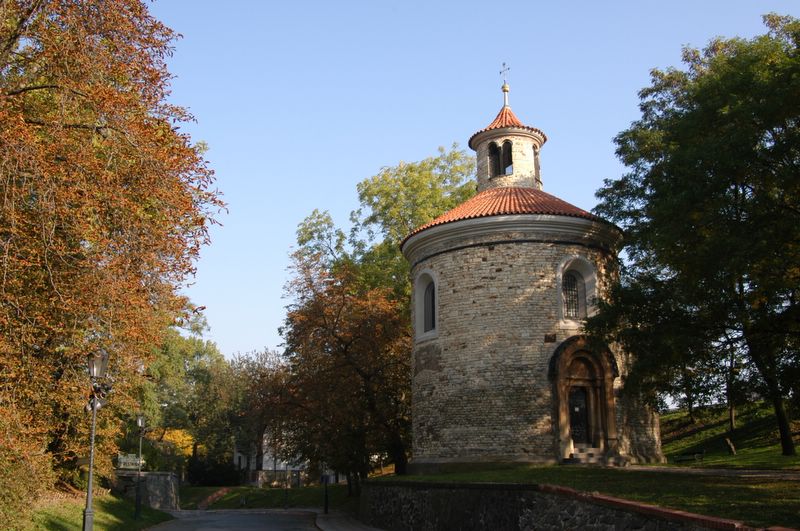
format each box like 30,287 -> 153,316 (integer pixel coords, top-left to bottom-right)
28,494 -> 172,530
177,485 -> 223,510
387,465 -> 799,529
379,402 -> 800,528
660,401 -> 800,469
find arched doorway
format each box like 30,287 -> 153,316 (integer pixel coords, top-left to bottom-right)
549,336 -> 619,460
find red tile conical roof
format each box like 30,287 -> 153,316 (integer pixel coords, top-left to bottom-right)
403,187 -> 603,244
468,105 -> 547,149
486,105 -> 525,129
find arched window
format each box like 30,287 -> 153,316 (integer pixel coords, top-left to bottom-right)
562,270 -> 585,319
502,140 -> 513,175
559,257 -> 597,321
423,282 -> 436,332
415,271 -> 438,339
488,142 -> 501,177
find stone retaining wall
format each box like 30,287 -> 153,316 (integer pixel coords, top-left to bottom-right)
360,481 -> 764,531
113,470 -> 179,510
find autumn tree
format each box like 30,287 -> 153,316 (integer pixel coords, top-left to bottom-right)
280,255 -> 411,489
0,0 -> 223,515
587,14 -> 799,455
279,146 -> 473,480
228,349 -> 289,476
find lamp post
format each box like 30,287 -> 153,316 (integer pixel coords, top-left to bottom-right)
134,414 -> 144,519
321,463 -> 329,515
83,349 -> 109,531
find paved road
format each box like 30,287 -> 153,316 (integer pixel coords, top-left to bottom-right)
149,509 -> 318,531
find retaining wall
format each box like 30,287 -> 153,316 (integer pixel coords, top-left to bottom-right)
113,470 -> 179,510
360,481 -> 769,531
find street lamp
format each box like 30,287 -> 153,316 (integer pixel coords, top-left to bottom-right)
321,462 -> 329,515
83,348 -> 109,531
134,414 -> 145,519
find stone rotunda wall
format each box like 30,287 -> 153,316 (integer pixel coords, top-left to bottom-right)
404,214 -> 665,466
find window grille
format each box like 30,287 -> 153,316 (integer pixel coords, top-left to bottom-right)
563,272 -> 580,318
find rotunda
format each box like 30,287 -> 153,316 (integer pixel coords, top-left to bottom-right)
400,85 -> 664,469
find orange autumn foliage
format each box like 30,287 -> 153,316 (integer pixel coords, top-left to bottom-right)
0,0 -> 223,516
280,257 -> 411,483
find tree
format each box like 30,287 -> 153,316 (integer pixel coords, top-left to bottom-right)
280,256 -> 411,489
280,146 -> 474,481
589,14 -> 799,455
352,144 -> 475,302
0,0 -> 223,508
228,350 -> 288,476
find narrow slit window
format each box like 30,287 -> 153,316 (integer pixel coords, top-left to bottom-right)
502,140 -> 513,175
423,281 -> 436,332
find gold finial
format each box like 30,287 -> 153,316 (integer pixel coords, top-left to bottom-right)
500,62 -> 510,106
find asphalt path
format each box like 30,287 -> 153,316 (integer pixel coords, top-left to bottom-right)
149,509 -> 318,530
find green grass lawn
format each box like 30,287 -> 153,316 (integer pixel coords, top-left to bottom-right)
177,485 -> 223,509
28,493 -> 172,530
384,465 -> 799,529
375,402 -> 799,528
660,402 -> 800,470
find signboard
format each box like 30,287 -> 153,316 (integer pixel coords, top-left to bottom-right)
117,453 -> 143,469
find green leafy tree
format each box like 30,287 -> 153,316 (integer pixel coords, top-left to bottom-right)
352,144 -> 476,301
588,14 -> 800,455
281,145 -> 474,479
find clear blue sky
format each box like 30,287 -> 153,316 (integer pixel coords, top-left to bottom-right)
148,0 -> 798,358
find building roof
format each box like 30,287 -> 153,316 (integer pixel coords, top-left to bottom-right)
403,186 -> 605,245
468,105 -> 547,149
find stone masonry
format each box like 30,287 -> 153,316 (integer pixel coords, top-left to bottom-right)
400,86 -> 664,468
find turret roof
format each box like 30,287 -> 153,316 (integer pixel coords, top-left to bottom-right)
468,105 -> 547,149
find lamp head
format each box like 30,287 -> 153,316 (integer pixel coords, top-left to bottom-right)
87,349 -> 109,379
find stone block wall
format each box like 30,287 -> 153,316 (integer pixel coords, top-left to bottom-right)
474,131 -> 543,191
360,481 -> 751,531
113,470 -> 179,510
410,235 -> 613,462
404,216 -> 663,465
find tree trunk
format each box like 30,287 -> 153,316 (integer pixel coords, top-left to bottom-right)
727,347 -> 736,434
748,340 -> 796,456
742,318 -> 796,456
770,393 -> 796,456
255,428 -> 265,471
389,436 -> 408,475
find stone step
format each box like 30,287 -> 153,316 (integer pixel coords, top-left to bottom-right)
564,456 -> 603,464
563,450 -> 630,467
571,447 -> 602,458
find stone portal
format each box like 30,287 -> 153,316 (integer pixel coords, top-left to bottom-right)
550,335 -> 619,460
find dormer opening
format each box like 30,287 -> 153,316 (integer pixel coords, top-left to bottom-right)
489,142 -> 501,177
502,140 -> 513,175
488,141 -> 514,178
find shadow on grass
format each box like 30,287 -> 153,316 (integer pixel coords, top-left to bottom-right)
31,494 -> 172,531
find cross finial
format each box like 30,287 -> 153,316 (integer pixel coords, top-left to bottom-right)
500,62 -> 510,106
500,62 -> 510,84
